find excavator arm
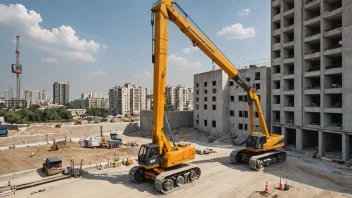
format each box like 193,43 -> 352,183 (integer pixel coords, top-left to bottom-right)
151,0 -> 270,156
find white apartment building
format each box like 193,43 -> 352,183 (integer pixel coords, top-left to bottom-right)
146,90 -> 153,110
166,85 -> 193,111
4,89 -> 13,100
72,98 -> 109,109
109,83 -> 147,116
81,92 -> 104,99
24,90 -> 47,101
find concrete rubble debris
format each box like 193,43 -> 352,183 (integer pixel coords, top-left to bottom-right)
30,188 -> 45,194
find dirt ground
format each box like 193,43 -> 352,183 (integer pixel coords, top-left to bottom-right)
0,133 -> 149,175
5,143 -> 352,198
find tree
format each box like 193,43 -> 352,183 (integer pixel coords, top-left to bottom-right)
0,103 -> 5,109
4,111 -> 22,124
66,102 -> 74,109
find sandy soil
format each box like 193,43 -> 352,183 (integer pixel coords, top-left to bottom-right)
6,143 -> 352,198
0,133 -> 149,175
0,122 -> 136,147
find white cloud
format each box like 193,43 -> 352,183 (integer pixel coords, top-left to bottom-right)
182,46 -> 200,54
40,57 -> 58,63
217,23 -> 255,40
167,54 -> 201,73
37,46 -> 96,62
132,71 -> 152,78
88,70 -> 107,76
102,44 -> 107,50
0,3 -> 100,62
237,8 -> 250,16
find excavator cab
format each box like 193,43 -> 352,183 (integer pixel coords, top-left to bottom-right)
246,134 -> 267,149
138,143 -> 160,168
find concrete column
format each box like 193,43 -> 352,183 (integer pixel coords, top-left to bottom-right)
282,127 -> 286,144
342,133 -> 350,161
318,131 -> 323,156
296,128 -> 303,151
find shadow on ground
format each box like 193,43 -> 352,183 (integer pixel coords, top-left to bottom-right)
80,169 -> 160,195
190,154 -> 352,195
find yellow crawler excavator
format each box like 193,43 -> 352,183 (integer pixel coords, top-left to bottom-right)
129,0 -> 286,194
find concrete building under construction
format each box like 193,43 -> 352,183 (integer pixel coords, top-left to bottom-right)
271,0 -> 352,161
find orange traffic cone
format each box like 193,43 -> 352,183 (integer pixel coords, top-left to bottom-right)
260,182 -> 270,197
279,177 -> 284,190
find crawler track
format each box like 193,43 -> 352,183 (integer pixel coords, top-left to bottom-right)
230,149 -> 287,171
129,164 -> 201,194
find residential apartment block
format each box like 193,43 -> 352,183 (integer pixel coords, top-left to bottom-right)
72,98 -> 109,109
166,85 -> 193,111
4,89 -> 13,100
271,0 -> 352,160
109,83 -> 147,116
146,90 -> 153,110
53,81 -> 70,105
81,92 -> 104,99
24,90 -> 47,101
193,66 -> 271,135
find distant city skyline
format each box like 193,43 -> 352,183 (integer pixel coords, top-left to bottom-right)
0,0 -> 270,99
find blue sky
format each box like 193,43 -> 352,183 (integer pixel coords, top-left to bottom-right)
0,0 -> 270,99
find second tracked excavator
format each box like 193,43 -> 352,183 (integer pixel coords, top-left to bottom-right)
129,0 -> 287,194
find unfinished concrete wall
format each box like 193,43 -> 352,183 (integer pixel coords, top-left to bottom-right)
140,110 -> 193,132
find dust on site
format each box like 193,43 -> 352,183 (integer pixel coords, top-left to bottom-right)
0,121 -> 351,198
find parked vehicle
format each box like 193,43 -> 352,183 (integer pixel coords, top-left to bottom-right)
0,125 -> 8,137
42,157 -> 63,176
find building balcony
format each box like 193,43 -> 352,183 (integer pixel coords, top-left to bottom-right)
283,57 -> 294,64
324,27 -> 342,38
324,7 -> 342,19
304,32 -> 321,43
272,0 -> 280,7
283,8 -> 294,18
273,57 -> 282,65
273,43 -> 282,50
273,28 -> 281,36
283,107 -> 294,112
304,85 -> 321,94
284,120 -> 294,125
272,104 -> 281,110
304,68 -> 321,77
324,45 -> 342,56
304,50 -> 321,60
324,86 -> 342,94
305,107 -> 321,113
283,25 -> 294,33
283,90 -> 295,95
272,89 -> 281,94
304,0 -> 320,9
324,64 -> 342,75
273,73 -> 281,78
304,16 -> 321,27
324,107 -> 342,114
272,119 -> 281,124
283,73 -> 294,79
283,41 -> 294,49
273,13 -> 281,22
